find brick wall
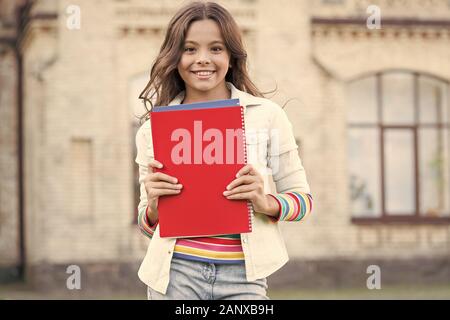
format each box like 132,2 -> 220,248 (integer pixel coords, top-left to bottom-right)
1,0 -> 449,290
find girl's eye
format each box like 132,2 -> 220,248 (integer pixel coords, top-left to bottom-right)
183,46 -> 223,53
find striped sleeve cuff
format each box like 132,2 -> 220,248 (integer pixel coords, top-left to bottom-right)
268,192 -> 313,222
137,206 -> 158,239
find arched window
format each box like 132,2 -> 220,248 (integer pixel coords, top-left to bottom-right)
347,71 -> 450,223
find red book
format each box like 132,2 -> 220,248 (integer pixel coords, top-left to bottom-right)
150,102 -> 253,238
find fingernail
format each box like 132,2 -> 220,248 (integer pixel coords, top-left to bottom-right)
236,173 -> 239,178
226,185 -> 231,190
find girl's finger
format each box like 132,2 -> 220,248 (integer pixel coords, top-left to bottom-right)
151,182 -> 183,190
223,183 -> 257,196
225,191 -> 255,200
150,172 -> 178,184
148,159 -> 163,169
226,175 -> 255,190
236,164 -> 257,178
151,188 -> 181,197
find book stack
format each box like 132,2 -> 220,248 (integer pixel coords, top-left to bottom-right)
150,99 -> 254,238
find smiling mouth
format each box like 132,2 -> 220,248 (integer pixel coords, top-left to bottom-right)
191,71 -> 215,77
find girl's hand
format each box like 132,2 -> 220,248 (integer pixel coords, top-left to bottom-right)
223,164 -> 276,216
144,159 -> 183,224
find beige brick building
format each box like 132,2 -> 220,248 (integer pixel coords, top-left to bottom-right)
1,0 -> 449,295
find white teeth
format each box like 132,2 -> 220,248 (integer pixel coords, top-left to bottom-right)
195,71 -> 213,76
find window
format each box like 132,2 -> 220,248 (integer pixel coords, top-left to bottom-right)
347,71 -> 450,223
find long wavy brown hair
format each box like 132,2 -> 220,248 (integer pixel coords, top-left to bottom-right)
138,1 -> 268,123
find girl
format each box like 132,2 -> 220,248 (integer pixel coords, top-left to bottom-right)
135,1 -> 313,300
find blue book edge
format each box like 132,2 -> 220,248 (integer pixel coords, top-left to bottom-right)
152,98 -> 240,112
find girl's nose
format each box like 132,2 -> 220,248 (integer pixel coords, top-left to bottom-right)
195,51 -> 211,64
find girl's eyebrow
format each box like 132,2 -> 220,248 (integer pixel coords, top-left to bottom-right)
184,40 -> 224,45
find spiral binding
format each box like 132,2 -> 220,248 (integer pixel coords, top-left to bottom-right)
240,106 -> 254,232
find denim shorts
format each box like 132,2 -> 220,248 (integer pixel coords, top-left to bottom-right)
147,257 -> 269,300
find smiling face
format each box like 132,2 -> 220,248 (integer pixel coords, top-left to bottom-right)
177,19 -> 231,103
